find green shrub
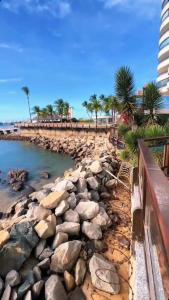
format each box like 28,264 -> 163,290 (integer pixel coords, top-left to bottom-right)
120,149 -> 130,161
118,124 -> 131,138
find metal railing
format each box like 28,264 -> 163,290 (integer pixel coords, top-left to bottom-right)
138,137 -> 169,299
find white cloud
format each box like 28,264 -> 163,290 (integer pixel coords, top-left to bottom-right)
0,43 -> 23,53
1,0 -> 71,18
101,0 -> 161,19
0,78 -> 22,83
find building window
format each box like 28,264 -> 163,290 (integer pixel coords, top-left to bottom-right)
159,36 -> 169,50
161,10 -> 169,23
157,78 -> 169,88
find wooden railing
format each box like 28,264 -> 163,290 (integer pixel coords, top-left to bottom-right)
138,137 -> 169,299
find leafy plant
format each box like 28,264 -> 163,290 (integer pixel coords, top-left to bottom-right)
118,124 -> 131,138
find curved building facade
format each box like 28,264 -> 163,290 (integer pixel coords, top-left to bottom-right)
157,0 -> 169,95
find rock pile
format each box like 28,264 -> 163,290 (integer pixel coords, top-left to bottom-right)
8,169 -> 28,191
29,136 -> 110,161
0,153 -> 121,299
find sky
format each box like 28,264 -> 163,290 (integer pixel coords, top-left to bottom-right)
0,0 -> 161,121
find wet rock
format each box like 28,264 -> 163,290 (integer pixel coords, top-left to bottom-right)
1,285 -> 11,300
32,280 -> 44,298
64,271 -> 75,292
5,270 -> 21,287
82,221 -> 102,240
87,177 -> 99,190
52,232 -> 68,250
12,181 -> 24,192
68,287 -> 86,300
64,209 -> 79,223
40,191 -> 69,209
0,230 -> 10,247
45,275 -> 67,300
92,207 -> 112,229
40,171 -> 50,179
89,253 -> 120,295
89,161 -> 102,174
0,222 -> 39,276
55,200 -> 69,216
75,201 -> 99,220
34,240 -> 46,258
75,258 -> 86,286
51,241 -> 82,273
56,222 -> 80,236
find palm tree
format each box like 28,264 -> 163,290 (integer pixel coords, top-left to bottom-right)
115,66 -> 136,125
46,105 -> 54,120
54,99 -> 65,122
102,95 -> 119,124
89,94 -> 102,130
22,86 -> 32,122
32,106 -> 41,122
64,102 -> 70,120
143,82 -> 163,123
82,101 -> 93,120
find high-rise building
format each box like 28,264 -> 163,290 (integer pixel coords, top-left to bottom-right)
157,0 -> 169,95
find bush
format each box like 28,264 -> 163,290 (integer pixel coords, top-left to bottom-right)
120,149 -> 130,161
118,124 -> 131,138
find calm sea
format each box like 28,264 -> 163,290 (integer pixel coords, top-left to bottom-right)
0,140 -> 74,211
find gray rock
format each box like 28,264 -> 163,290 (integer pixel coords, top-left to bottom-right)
55,200 -> 69,217
1,285 -> 11,300
52,179 -> 75,193
5,270 -> 21,287
0,277 -> 4,296
0,222 -> 39,276
82,221 -> 102,240
17,281 -> 31,299
77,192 -> 91,201
29,190 -> 49,202
26,205 -> 52,221
33,266 -> 42,281
37,258 -> 50,270
87,177 -> 99,190
68,287 -> 86,300
89,161 -> 102,174
75,258 -> 87,286
92,207 -> 112,229
56,222 -> 80,236
64,209 -> 80,223
45,275 -> 68,300
10,290 -> 17,300
52,232 -> 68,250
75,201 -> 99,220
34,240 -> 46,258
51,241 -> 82,273
24,290 -> 32,300
32,280 -> 44,298
89,253 -> 120,294
77,178 -> 87,193
64,271 -> 75,292
38,247 -> 53,261
105,179 -> 116,189
43,182 -> 55,190
90,190 -> 100,202
67,193 -> 77,209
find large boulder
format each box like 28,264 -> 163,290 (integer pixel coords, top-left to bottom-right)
75,201 -> 99,220
5,270 -> 21,287
55,200 -> 69,217
64,271 -> 75,292
64,209 -> 80,223
45,275 -> 67,300
77,178 -> 87,193
0,230 -> 10,247
34,214 -> 56,239
29,190 -> 49,202
91,207 -> 112,229
67,193 -> 77,209
51,241 -> 82,273
82,221 -> 102,240
0,222 -> 39,276
51,179 -> 75,193
89,161 -> 102,174
55,222 -> 80,236
89,254 -> 120,294
40,191 -> 69,209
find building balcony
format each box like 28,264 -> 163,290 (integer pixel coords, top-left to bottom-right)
158,57 -> 169,74
158,44 -> 169,62
160,16 -> 169,36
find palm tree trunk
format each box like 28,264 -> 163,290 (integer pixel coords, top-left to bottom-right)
96,111 -> 98,131
27,96 -> 32,122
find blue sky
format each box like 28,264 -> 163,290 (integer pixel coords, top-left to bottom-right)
0,0 -> 161,121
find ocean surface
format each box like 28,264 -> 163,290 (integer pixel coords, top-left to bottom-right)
0,140 -> 74,212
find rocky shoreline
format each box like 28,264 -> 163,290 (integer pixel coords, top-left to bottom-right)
0,134 -> 127,299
